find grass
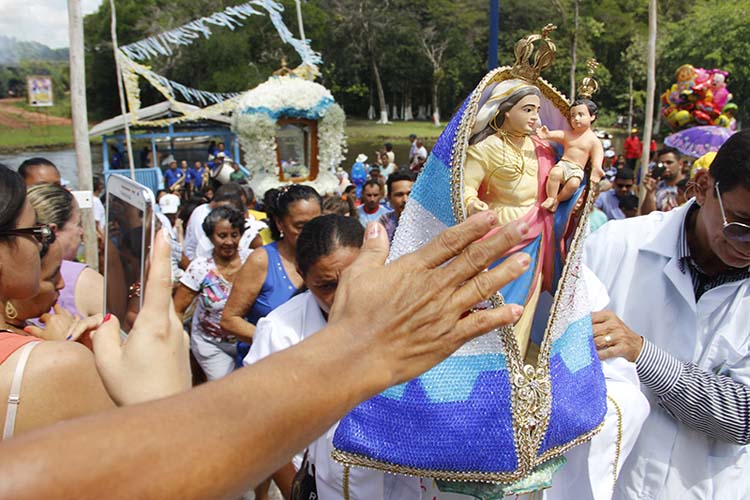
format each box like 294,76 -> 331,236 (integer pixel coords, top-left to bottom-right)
0,125 -> 75,152
345,118 -> 445,141
12,96 -> 72,119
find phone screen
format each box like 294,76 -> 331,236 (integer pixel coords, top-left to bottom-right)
104,175 -> 155,334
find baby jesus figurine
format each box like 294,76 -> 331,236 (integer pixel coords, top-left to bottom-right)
537,98 -> 604,212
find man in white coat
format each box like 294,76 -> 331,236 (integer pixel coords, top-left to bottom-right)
584,130 -> 750,499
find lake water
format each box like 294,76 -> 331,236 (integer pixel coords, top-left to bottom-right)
0,145 -> 104,190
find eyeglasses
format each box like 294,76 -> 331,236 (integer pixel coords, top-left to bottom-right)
715,182 -> 750,242
1,224 -> 56,252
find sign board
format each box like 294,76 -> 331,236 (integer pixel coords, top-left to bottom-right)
27,76 -> 53,107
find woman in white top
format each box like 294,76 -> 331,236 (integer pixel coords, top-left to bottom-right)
174,206 -> 249,381
245,214 -> 421,500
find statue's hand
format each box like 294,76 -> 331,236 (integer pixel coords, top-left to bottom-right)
467,198 -> 489,216
591,164 -> 605,183
537,125 -> 550,139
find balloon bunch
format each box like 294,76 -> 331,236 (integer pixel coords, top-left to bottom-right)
661,65 -> 735,130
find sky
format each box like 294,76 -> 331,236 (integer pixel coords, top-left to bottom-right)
0,0 -> 104,49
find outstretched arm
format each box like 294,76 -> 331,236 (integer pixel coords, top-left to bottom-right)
0,216 -> 529,500
590,140 -> 605,183
537,125 -> 566,144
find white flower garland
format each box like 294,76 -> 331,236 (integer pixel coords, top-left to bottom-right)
318,103 -> 347,173
231,112 -> 278,174
231,75 -> 347,195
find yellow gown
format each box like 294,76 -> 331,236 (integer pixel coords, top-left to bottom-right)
463,133 -> 542,361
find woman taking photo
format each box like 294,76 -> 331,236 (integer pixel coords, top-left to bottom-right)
2,226 -> 66,338
174,206 -> 248,381
0,164 -> 190,440
221,184 -> 321,500
0,165 -> 116,438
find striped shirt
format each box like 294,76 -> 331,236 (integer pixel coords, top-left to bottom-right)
635,202 -> 750,445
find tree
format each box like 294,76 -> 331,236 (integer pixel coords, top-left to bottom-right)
419,27 -> 447,126
660,0 -> 750,125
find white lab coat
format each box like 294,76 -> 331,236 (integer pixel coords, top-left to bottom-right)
584,200 -> 750,499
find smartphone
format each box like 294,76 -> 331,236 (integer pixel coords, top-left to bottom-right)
650,163 -> 666,179
104,174 -> 155,334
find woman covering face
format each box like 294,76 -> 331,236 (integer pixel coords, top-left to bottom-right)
243,214 -> 365,499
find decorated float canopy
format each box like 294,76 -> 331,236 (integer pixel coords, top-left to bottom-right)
231,62 -> 346,196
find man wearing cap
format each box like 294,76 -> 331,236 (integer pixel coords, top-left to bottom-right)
603,148 -> 618,181
585,130 -> 750,499
595,168 -> 636,221
624,128 -> 642,171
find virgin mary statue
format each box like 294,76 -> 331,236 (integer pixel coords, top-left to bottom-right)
331,26 -> 648,500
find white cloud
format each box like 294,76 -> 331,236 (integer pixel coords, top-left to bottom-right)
0,0 -> 104,49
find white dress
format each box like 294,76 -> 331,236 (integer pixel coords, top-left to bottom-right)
244,291 -> 421,500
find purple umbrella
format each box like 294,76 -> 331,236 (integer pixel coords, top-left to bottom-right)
664,125 -> 734,158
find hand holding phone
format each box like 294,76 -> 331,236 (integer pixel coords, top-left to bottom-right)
650,162 -> 666,180
104,175 -> 155,334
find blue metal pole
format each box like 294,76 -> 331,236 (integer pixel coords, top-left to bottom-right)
488,0 -> 499,70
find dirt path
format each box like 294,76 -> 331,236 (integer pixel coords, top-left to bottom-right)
0,97 -> 72,129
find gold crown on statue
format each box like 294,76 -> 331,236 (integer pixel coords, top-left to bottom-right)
577,59 -> 600,99
273,56 -> 293,76
510,24 -> 558,82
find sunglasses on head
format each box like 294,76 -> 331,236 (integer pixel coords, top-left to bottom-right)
715,182 -> 750,243
1,224 -> 56,255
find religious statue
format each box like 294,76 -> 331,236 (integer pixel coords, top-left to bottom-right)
330,26 -> 648,500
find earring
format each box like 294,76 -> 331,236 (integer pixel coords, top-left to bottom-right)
279,230 -> 285,239
5,301 -> 18,320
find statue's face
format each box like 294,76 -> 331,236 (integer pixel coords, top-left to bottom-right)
502,95 -> 540,136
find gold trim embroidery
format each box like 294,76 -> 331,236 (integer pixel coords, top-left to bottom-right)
607,395 -> 624,492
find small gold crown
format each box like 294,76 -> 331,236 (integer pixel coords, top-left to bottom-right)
577,59 -> 600,99
510,24 -> 558,82
273,56 -> 293,76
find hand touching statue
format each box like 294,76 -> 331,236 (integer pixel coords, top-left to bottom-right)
467,198 -> 490,216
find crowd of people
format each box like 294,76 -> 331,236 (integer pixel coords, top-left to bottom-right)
590,129 -> 699,232
0,120 -> 748,499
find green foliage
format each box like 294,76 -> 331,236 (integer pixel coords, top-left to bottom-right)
80,0 -> 749,134
0,61 -> 70,101
659,0 -> 750,124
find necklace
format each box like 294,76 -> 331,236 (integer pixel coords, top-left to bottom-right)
485,131 -> 528,196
